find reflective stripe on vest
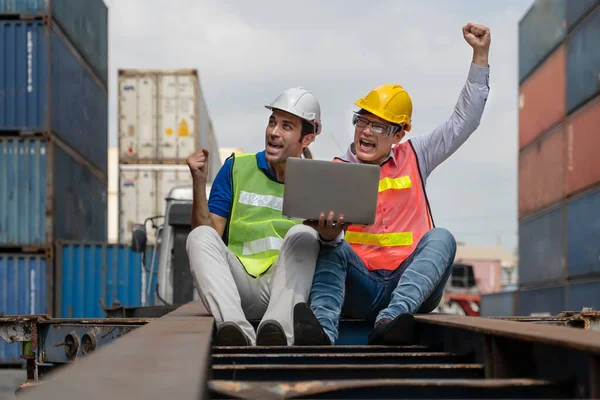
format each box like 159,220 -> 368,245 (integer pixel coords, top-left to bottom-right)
227,153 -> 299,277
337,142 -> 433,271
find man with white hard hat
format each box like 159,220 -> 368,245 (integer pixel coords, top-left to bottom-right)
185,87 -> 331,346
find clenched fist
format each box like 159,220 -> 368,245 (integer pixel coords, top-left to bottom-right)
186,149 -> 210,184
463,23 -> 491,53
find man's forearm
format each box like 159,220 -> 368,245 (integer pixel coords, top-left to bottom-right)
472,50 -> 489,68
191,181 -> 213,230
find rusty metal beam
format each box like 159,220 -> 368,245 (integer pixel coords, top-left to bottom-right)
16,301 -> 214,400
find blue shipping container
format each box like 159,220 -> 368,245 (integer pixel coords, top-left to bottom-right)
566,6 -> 600,113
0,136 -> 107,246
519,0 -> 566,82
0,20 -> 108,174
518,205 -> 565,286
566,280 -> 600,311
566,188 -> 600,278
518,285 -> 565,316
0,253 -> 48,365
566,0 -> 600,31
0,0 -> 108,86
56,243 -> 158,319
480,290 -> 518,317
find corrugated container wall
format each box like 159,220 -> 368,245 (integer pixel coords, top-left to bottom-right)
518,0 -> 566,82
566,0 -> 600,31
118,165 -> 192,244
0,253 -> 48,365
0,136 -> 107,247
118,70 -> 210,164
0,20 -> 108,174
518,285 -> 565,316
566,280 -> 600,311
518,124 -> 565,219
56,243 -> 158,319
566,188 -> 600,279
480,290 -> 518,317
566,96 -> 600,195
208,121 -> 223,179
566,6 -> 600,113
0,0 -> 108,86
518,205 -> 565,286
518,45 -> 565,149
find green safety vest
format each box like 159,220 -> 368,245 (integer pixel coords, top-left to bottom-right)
227,153 -> 300,277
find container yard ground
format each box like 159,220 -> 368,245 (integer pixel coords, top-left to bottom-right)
0,369 -> 25,400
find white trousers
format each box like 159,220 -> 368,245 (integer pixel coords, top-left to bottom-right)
186,224 -> 320,345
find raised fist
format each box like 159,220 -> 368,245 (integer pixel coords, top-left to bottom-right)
186,149 -> 209,183
463,23 -> 491,53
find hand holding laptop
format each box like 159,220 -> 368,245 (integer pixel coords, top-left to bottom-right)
303,211 -> 347,241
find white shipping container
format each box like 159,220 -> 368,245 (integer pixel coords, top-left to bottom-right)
119,164 -> 194,244
118,69 -> 214,167
108,192 -> 118,243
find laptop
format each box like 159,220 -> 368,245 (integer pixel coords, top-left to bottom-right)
282,157 -> 381,225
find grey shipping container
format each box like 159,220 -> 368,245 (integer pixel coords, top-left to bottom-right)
519,0 -> 566,82
518,205 -> 565,286
0,20 -> 108,174
480,290 -> 518,317
566,6 -> 600,113
0,0 -> 108,86
566,187 -> 600,279
566,0 -> 600,31
566,280 -> 600,311
518,285 -> 565,316
0,136 -> 107,247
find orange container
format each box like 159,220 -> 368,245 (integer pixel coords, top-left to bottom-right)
566,95 -> 600,196
518,124 -> 566,219
519,45 -> 566,150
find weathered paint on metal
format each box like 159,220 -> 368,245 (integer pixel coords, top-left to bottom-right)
0,136 -> 107,246
0,0 -> 108,87
480,290 -> 518,317
518,0 -> 566,83
0,253 -> 47,365
518,45 -> 566,150
518,285 -> 566,316
566,188 -> 600,278
518,205 -> 565,286
566,96 -> 600,196
566,0 -> 600,30
55,242 -> 158,318
566,6 -> 600,113
0,20 -> 108,174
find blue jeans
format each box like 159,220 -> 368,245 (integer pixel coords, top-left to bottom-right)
309,228 -> 456,344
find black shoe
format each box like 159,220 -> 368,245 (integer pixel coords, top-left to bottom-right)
256,320 -> 287,346
367,313 -> 415,345
293,303 -> 332,345
214,322 -> 251,346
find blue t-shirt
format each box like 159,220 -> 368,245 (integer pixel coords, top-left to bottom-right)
208,150 -> 276,219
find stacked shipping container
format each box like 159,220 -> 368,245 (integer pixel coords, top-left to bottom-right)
116,69 -> 221,244
483,0 -> 600,317
0,0 -> 108,364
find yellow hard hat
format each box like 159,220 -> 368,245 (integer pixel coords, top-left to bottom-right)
355,84 -> 412,131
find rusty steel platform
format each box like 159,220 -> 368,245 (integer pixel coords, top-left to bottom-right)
1,303 -> 599,399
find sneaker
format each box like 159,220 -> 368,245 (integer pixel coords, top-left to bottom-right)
293,303 -> 332,346
367,313 -> 415,345
214,322 -> 251,346
256,320 -> 287,346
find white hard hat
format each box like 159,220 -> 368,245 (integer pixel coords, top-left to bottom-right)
265,87 -> 322,135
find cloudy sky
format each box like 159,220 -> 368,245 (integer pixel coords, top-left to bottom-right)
105,0 -> 534,253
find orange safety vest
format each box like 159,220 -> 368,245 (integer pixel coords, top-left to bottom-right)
335,141 -> 434,271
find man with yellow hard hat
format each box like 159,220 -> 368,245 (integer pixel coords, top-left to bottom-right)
293,23 -> 491,346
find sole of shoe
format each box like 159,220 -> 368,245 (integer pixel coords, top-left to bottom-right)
293,303 -> 331,346
256,320 -> 287,346
214,322 -> 250,346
